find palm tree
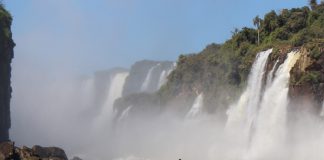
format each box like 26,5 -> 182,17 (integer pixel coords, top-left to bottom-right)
253,16 -> 261,45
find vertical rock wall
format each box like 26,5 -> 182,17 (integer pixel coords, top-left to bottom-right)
0,5 -> 14,142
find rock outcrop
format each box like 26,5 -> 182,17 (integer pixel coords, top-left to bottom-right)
0,4 -> 15,142
0,142 -> 68,160
289,46 -> 324,114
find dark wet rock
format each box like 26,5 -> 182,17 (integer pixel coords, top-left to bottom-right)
71,156 -> 83,160
32,145 -> 68,160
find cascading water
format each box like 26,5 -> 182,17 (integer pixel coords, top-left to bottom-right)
95,72 -> 129,127
246,51 -> 300,159
158,70 -> 167,88
157,67 -> 174,88
224,50 -> 301,160
266,60 -> 278,88
157,70 -> 167,88
118,105 -> 132,121
141,64 -> 159,92
226,49 -> 272,136
186,93 -> 204,118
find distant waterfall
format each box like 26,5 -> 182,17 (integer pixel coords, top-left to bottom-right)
141,64 -> 159,92
247,51 -> 300,159
226,49 -> 272,135
186,93 -> 204,118
118,106 -> 132,121
158,67 -> 174,88
158,70 -> 167,88
96,72 -> 129,126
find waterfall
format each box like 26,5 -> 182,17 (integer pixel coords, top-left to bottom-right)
118,106 -> 132,121
141,64 -> 159,92
247,51 -> 300,159
96,72 -> 129,126
266,60 -> 279,87
186,93 -> 204,118
158,67 -> 174,88
158,70 -> 167,88
224,49 -> 301,159
226,49 -> 272,135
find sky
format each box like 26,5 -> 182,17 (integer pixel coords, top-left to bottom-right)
5,0 -> 307,75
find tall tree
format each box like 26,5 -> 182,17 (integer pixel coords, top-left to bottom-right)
253,16 -> 261,45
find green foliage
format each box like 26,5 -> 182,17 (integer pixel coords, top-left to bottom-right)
297,71 -> 322,84
263,10 -> 280,33
0,3 -> 13,56
159,3 -> 324,111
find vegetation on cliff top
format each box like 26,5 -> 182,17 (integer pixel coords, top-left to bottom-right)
157,1 -> 324,112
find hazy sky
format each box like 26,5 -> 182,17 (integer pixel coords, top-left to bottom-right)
5,0 -> 307,74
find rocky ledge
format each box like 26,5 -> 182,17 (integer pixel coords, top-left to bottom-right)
0,141 -> 68,160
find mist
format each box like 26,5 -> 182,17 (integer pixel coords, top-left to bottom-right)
5,1 -> 324,160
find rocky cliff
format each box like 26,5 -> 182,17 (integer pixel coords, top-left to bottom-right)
0,4 -> 14,142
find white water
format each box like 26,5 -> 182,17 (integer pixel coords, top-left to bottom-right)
266,60 -> 279,87
224,50 -> 301,160
246,51 -> 301,159
186,93 -> 204,118
157,67 -> 174,88
157,70 -> 167,88
118,106 -> 132,121
141,64 -> 159,92
226,49 -> 272,136
95,72 -> 129,127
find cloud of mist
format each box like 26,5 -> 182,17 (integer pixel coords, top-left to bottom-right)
6,1 -> 324,160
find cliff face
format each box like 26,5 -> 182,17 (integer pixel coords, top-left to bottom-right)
158,44 -> 245,117
289,46 -> 324,114
0,5 -> 14,142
